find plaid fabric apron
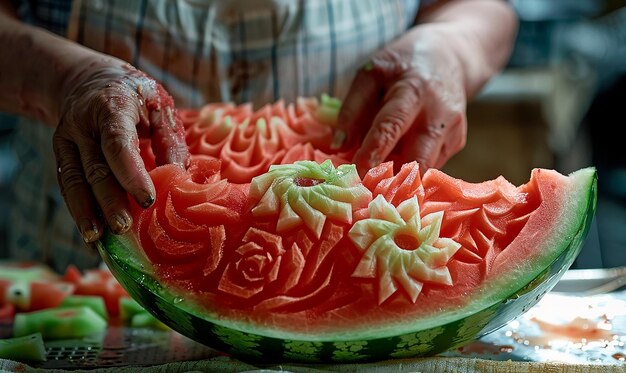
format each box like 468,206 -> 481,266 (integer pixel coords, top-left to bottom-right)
9,0 -> 421,271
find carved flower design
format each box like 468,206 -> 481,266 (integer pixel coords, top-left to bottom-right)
362,161 -> 424,207
134,158 -> 233,280
181,98 -> 343,182
218,228 -> 285,299
250,160 -> 371,238
349,195 -> 461,305
216,222 -> 350,309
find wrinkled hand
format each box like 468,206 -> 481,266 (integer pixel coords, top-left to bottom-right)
53,59 -> 189,244
338,27 -> 468,176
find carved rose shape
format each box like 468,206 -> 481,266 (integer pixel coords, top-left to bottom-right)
218,228 -> 285,299
134,158 -> 231,280
217,224 -> 345,311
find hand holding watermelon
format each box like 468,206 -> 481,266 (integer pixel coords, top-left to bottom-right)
338,2 -> 517,175
341,26 -> 467,175
52,57 -> 190,245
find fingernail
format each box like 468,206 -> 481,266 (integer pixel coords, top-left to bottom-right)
330,130 -> 346,150
140,192 -> 155,208
110,211 -> 131,234
80,219 -> 99,243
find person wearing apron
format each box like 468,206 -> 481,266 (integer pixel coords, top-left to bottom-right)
0,0 -> 518,272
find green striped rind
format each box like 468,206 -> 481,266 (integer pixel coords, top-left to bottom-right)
97,168 -> 597,362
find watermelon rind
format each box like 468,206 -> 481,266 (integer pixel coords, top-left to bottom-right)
97,167 -> 597,362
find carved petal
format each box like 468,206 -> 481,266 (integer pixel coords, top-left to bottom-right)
349,196 -> 461,304
250,160 -> 371,238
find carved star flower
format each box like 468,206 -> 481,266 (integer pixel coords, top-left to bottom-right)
349,195 -> 461,305
250,160 -> 371,238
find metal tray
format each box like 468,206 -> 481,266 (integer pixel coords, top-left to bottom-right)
0,322 -> 221,369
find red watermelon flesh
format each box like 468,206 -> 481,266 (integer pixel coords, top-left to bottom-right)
114,95 -> 597,353
127,150 -> 592,337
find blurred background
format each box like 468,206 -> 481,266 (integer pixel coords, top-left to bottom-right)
443,0 -> 626,268
1,0 -> 624,268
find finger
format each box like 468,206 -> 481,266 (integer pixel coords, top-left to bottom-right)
77,136 -> 133,235
334,65 -> 382,148
353,80 -> 422,176
135,102 -> 152,139
434,117 -> 467,169
96,103 -> 156,209
401,116 -> 467,171
149,85 -> 190,167
401,126 -> 444,172
53,134 -> 103,244
149,106 -> 189,167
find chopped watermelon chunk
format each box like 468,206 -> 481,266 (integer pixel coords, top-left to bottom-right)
0,333 -> 46,362
13,306 -> 107,340
63,266 -> 128,316
59,295 -> 108,320
0,279 -> 74,312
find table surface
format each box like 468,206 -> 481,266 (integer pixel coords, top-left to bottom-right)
2,280 -> 626,371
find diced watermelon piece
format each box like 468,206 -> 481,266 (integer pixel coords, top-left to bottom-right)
119,297 -> 146,322
0,280 -> 74,312
63,267 -> 128,317
59,295 -> 108,320
0,333 -> 46,362
0,303 -> 15,321
13,306 -> 107,340
130,312 -> 168,330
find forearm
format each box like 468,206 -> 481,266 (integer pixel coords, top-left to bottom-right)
415,0 -> 518,97
0,3 -> 106,125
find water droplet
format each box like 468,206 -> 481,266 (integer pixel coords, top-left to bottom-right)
173,297 -> 184,304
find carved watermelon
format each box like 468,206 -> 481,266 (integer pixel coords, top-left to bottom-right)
99,97 -> 597,362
